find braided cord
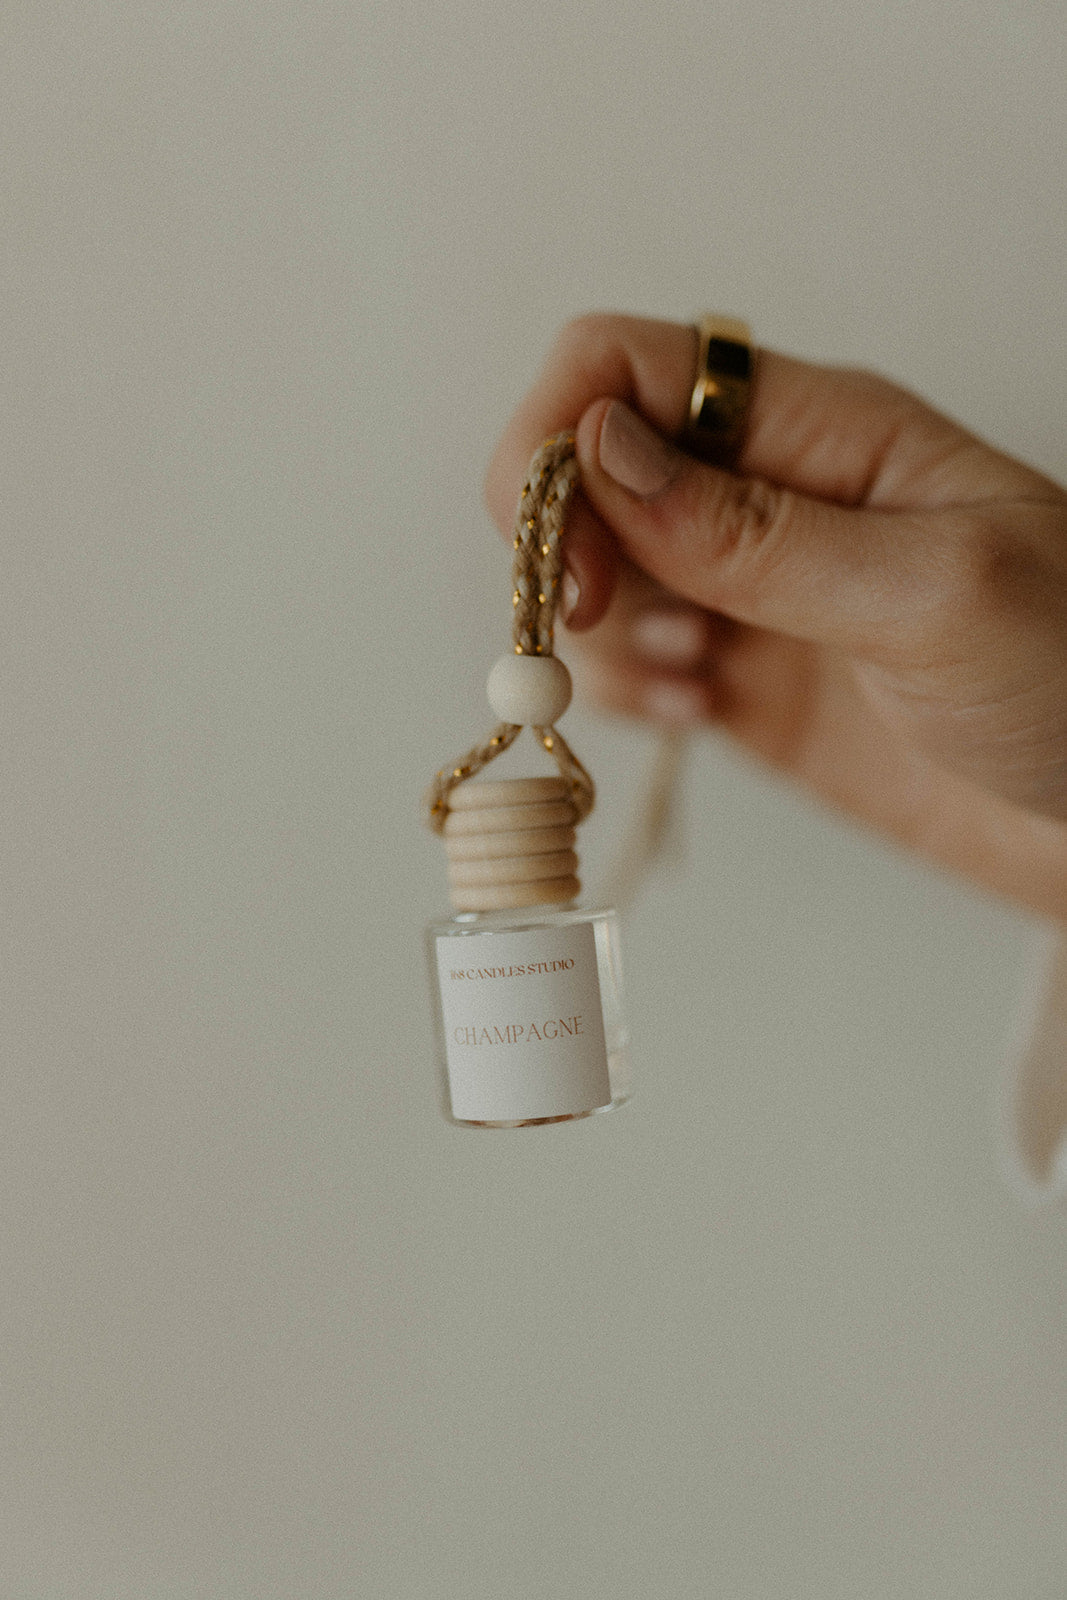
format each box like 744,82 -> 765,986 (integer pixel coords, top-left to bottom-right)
532,725 -> 594,822
511,433 -> 579,656
424,722 -> 522,832
424,433 -> 595,834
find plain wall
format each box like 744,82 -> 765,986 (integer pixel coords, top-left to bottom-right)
4,2 -> 1067,1595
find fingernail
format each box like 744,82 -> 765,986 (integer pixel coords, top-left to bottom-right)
643,679 -> 709,725
598,401 -> 682,498
560,570 -> 580,624
632,609 -> 707,668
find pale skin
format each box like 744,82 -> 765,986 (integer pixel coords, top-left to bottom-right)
485,313 -> 1067,921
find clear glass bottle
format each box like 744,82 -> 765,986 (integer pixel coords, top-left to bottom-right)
426,901 -> 630,1128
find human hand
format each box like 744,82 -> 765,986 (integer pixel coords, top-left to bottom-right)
485,314 -> 1067,920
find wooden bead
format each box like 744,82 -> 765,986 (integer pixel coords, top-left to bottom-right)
486,653 -> 572,726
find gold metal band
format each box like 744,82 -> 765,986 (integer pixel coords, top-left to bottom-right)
684,314 -> 752,464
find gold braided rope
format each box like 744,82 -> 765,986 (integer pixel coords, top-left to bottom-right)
511,432 -> 578,656
424,433 -> 595,834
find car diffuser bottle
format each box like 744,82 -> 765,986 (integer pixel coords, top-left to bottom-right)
424,433 -> 631,1127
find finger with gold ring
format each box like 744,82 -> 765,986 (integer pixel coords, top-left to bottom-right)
684,314 -> 753,465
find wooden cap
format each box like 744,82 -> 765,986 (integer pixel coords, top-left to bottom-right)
441,777 -> 581,912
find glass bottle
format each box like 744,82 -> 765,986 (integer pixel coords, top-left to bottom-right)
425,776 -> 631,1128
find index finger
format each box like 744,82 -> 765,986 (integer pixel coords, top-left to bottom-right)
485,311 -> 1041,530
485,315 -> 698,534
485,317 -> 702,631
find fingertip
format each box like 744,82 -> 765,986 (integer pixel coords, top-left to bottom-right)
558,398 -> 629,632
574,398 -> 614,480
483,449 -> 515,535
557,502 -> 619,631
575,656 -> 718,727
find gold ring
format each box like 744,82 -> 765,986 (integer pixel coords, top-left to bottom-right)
684,314 -> 753,465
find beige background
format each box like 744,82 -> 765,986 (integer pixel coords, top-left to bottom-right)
4,2 -> 1067,1595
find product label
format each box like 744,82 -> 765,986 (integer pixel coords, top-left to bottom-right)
435,922 -> 611,1122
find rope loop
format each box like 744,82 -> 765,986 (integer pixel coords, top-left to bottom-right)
511,432 -> 579,657
424,433 -> 595,834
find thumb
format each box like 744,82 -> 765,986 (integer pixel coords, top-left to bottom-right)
575,398 -> 934,658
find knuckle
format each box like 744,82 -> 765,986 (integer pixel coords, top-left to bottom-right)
551,311 -> 636,378
834,364 -> 909,402
973,513 -> 1067,629
701,473 -> 794,591
909,509 -> 1056,651
555,310 -> 620,352
945,514 -> 1028,608
833,365 -> 933,424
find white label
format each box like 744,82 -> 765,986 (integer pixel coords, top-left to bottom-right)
435,922 -> 611,1123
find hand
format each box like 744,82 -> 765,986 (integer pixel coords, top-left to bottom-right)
486,314 -> 1067,920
